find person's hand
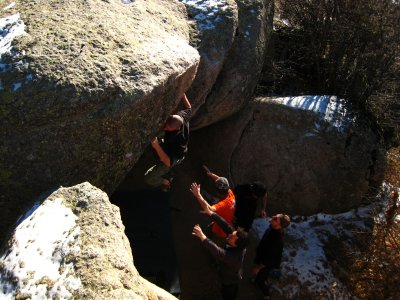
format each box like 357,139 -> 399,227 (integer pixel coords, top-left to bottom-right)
203,165 -> 211,175
190,182 -> 201,198
192,224 -> 206,241
252,264 -> 264,275
150,137 -> 159,148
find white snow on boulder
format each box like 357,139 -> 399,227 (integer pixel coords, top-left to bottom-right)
3,2 -> 16,11
0,10 -> 27,91
272,95 -> 352,131
179,0 -> 230,30
0,13 -> 25,66
0,198 -> 81,299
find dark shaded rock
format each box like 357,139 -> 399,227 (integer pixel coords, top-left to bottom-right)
174,96 -> 384,216
230,96 -> 383,215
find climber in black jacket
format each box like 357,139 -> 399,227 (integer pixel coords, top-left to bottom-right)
252,213 -> 291,298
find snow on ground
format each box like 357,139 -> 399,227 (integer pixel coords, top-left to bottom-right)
3,2 -> 16,11
251,203 -> 376,298
179,0 -> 230,30
0,198 -> 81,300
272,95 -> 352,132
0,3 -> 29,91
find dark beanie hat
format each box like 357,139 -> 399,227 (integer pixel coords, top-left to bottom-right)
215,177 -> 229,193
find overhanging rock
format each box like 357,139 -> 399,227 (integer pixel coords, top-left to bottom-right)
0,0 -> 199,241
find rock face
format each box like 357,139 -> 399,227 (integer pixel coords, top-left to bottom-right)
174,96 -> 383,216
0,0 -> 199,240
182,0 -> 274,129
230,96 -> 382,215
0,0 -> 273,244
0,182 -> 177,300
116,95 -> 383,299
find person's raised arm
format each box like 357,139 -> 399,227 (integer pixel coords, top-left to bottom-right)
180,93 -> 191,109
209,211 -> 234,235
190,182 -> 216,212
192,224 -> 207,241
151,137 -> 171,167
261,194 -> 268,218
194,224 -> 228,262
203,165 -> 219,182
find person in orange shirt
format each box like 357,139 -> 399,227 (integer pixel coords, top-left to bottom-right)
190,166 -> 235,238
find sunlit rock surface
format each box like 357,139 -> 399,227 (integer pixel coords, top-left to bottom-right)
0,0 -> 199,243
0,182 -> 177,300
186,0 -> 274,129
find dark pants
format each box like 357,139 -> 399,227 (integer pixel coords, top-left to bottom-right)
255,267 -> 271,296
144,162 -> 170,188
221,283 -> 238,300
144,156 -> 184,189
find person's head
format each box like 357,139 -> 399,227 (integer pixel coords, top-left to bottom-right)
251,181 -> 267,198
215,177 -> 230,195
226,229 -> 249,249
164,115 -> 183,131
270,214 -> 291,230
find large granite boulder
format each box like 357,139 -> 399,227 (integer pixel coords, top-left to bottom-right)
0,182 -> 176,300
230,96 -> 383,214
0,0 -> 275,244
183,0 -> 274,129
178,0 -> 238,114
0,0 -> 199,241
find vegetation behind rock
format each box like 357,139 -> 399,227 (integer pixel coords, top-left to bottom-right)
258,0 -> 399,146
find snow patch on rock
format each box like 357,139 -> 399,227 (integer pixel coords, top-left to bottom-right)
179,0 -> 230,30
0,11 -> 28,91
0,198 -> 81,299
272,96 -> 352,131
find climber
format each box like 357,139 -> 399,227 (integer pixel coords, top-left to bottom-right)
144,93 -> 191,191
192,205 -> 249,300
190,165 -> 235,239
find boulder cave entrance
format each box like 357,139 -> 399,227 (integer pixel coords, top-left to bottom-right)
110,188 -> 181,296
